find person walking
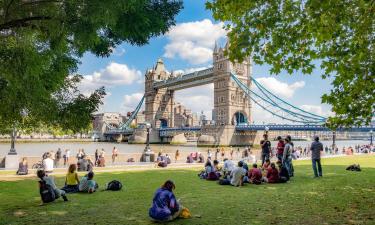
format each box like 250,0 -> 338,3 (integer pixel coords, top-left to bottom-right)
310,136 -> 323,178
260,134 -> 271,166
55,148 -> 62,167
175,149 -> 180,163
112,146 -> 118,163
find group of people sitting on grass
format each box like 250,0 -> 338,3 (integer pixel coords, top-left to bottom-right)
156,152 -> 172,167
36,164 -> 98,203
199,158 -> 291,186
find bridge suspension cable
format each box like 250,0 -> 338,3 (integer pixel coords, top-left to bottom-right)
117,95 -> 145,130
230,72 -> 326,124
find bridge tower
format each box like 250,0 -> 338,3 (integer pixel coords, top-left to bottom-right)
213,42 -> 252,125
144,59 -> 175,128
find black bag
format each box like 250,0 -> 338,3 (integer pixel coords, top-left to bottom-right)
39,180 -> 56,203
106,180 -> 122,191
218,179 -> 230,185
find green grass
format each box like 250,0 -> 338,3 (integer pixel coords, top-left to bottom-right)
1,155 -> 375,225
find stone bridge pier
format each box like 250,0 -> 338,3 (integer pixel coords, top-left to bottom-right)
198,125 -> 257,147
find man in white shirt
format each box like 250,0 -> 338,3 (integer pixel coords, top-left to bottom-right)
223,158 -> 235,172
43,153 -> 54,173
230,161 -> 246,186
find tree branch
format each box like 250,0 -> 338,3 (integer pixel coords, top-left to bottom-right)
0,16 -> 52,31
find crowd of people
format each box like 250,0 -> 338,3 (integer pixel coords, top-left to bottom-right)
197,134 -> 329,187
17,133 -> 372,223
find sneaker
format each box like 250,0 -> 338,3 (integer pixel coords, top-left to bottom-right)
62,196 -> 68,202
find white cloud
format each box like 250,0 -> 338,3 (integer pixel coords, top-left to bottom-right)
255,77 -> 305,98
78,62 -> 142,94
122,92 -> 144,113
110,47 -> 126,56
164,19 -> 227,64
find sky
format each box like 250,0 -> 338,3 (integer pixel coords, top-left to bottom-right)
77,0 -> 334,124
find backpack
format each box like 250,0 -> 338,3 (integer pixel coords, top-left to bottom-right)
39,180 -> 56,203
106,180 -> 122,191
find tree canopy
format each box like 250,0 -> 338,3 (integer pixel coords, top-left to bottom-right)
207,0 -> 374,128
0,0 -> 183,133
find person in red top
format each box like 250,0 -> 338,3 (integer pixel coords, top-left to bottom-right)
276,136 -> 285,162
248,164 -> 262,184
266,163 -> 279,183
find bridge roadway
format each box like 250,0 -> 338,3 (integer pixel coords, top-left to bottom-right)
158,125 -> 374,137
153,67 -> 214,90
104,125 -> 373,137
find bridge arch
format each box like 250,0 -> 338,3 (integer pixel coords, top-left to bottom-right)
159,118 -> 168,128
232,111 -> 248,125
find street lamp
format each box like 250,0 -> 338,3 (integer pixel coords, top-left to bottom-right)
144,122 -> 151,152
8,109 -> 28,155
370,130 -> 373,146
142,122 -> 154,162
8,124 -> 17,155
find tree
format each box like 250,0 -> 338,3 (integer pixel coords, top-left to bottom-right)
0,0 -> 183,133
207,0 -> 374,128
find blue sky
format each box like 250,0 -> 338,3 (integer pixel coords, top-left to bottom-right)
77,0 -> 333,124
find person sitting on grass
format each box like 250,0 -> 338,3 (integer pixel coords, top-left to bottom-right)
264,162 -> 279,183
149,180 -> 184,222
199,161 -> 213,179
219,161 -> 246,187
262,159 -> 271,171
79,171 -> 98,193
223,158 -> 235,178
213,160 -> 221,172
248,163 -> 262,185
276,161 -> 289,183
156,152 -> 168,168
37,169 -> 68,202
16,157 -> 28,175
62,164 -> 80,193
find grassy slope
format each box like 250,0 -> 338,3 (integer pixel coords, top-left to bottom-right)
0,155 -> 374,225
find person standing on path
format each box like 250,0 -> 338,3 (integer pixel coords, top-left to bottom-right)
310,136 -> 324,178
112,146 -> 118,163
175,150 -> 180,163
260,134 -> 271,166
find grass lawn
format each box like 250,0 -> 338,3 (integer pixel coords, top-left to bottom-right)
0,155 -> 374,225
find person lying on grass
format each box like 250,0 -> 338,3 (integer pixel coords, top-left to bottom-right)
149,180 -> 185,222
62,164 -> 80,193
37,169 -> 68,202
79,171 -> 98,193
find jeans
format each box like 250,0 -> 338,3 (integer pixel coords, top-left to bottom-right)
261,153 -> 270,165
312,158 -> 322,177
283,157 -> 293,177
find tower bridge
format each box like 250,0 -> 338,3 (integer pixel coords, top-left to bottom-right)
100,43 -> 373,146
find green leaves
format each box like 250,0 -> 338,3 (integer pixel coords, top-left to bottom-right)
207,0 -> 374,127
0,0 -> 183,133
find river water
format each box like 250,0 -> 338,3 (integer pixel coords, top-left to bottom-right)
0,140 -> 370,157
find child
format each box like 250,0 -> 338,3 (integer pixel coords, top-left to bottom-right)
62,164 -> 80,193
79,171 -> 98,193
37,170 -> 68,202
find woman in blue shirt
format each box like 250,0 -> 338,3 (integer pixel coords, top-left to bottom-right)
149,180 -> 182,222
